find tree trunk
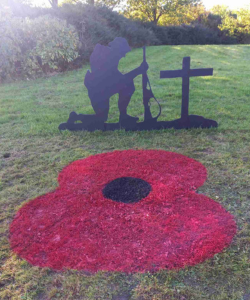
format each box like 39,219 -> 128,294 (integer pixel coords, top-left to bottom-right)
153,7 -> 158,25
87,0 -> 95,5
49,0 -> 58,8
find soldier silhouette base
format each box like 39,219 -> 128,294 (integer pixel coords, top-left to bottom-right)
59,38 -> 218,132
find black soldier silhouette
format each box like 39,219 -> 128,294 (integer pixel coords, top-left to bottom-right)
84,37 -> 148,126
59,37 -> 218,131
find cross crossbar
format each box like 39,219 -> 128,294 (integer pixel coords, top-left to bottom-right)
160,70 -> 183,79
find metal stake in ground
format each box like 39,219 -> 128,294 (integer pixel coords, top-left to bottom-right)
160,57 -> 213,120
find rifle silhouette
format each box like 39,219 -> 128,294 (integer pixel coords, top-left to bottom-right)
142,46 -> 161,122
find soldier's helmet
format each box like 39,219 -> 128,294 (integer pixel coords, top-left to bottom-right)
108,37 -> 131,56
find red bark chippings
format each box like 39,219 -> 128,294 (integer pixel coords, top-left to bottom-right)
9,150 -> 237,273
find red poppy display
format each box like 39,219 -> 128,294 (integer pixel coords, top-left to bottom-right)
10,150 -> 236,273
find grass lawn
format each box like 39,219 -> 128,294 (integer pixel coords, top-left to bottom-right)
0,44 -> 250,300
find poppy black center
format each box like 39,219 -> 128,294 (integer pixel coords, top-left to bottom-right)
102,177 -> 151,204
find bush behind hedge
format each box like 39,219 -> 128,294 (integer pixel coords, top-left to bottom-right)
142,22 -> 236,45
0,11 -> 79,82
58,3 -> 160,61
57,4 -> 236,64
1,3 -> 239,81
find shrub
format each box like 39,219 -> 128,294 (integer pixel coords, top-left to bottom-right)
0,11 -> 79,81
58,3 -> 160,61
219,8 -> 250,44
24,15 -> 80,74
194,12 -> 223,31
142,22 -> 236,45
1,2 -> 241,82
0,9 -> 23,82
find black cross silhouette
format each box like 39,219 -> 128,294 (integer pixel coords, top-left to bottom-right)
160,57 -> 213,120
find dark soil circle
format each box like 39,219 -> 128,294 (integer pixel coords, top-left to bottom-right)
102,177 -> 151,204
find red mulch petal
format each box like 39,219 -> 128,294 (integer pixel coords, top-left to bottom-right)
9,150 -> 237,273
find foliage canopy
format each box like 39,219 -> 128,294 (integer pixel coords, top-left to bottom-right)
199,5 -> 250,43
123,0 -> 202,24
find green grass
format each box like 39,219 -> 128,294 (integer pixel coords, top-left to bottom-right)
0,44 -> 250,300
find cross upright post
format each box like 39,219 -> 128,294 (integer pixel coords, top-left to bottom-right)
182,57 -> 191,120
160,57 -> 213,120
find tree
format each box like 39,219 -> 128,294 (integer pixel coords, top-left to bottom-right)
219,8 -> 250,42
211,5 -> 230,19
202,5 -> 250,43
48,0 -> 58,8
96,0 -> 121,9
123,0 -> 202,25
60,0 -> 121,10
159,3 -> 205,25
1,0 -> 32,8
0,0 -> 35,17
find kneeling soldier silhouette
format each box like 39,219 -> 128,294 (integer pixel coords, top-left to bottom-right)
84,37 -> 148,127
59,37 -> 217,132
